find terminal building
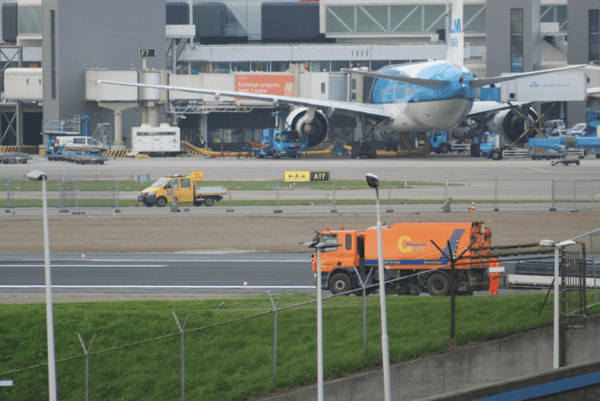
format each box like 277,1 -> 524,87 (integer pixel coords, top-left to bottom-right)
0,0 -> 599,152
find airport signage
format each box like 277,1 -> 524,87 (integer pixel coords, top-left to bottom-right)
236,74 -> 295,97
284,171 -> 330,182
139,48 -> 155,58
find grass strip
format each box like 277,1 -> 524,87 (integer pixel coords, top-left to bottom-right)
1,293 -> 599,400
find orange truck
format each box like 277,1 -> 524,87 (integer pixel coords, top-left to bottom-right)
311,221 -> 502,296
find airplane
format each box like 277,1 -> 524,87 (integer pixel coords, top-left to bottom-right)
100,0 -> 585,149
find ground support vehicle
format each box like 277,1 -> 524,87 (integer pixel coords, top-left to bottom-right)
245,129 -> 306,159
47,153 -> 108,164
528,137 -> 585,160
575,136 -> 600,159
0,152 -> 31,164
45,134 -> 107,163
551,158 -> 580,166
130,124 -> 182,156
310,222 -> 501,296
428,132 -> 470,154
138,172 -> 226,207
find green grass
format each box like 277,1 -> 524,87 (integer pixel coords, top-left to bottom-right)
1,293 -> 599,400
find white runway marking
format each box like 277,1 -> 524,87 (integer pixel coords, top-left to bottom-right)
0,264 -> 167,268
0,285 -> 315,289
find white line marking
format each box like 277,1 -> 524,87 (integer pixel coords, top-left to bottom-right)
0,264 -> 166,268
526,166 -> 549,173
0,285 -> 315,289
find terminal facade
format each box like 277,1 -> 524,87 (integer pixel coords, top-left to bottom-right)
0,0 -> 598,150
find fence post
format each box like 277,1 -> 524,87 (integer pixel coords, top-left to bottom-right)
550,179 -> 557,212
444,175 -> 448,201
114,177 -> 121,213
386,180 -> 393,213
331,181 -> 337,213
268,290 -> 285,383
450,259 -> 456,340
77,333 -> 96,401
172,311 -> 190,401
494,177 -> 499,212
226,173 -> 234,212
5,179 -> 13,211
72,182 -> 85,215
572,181 -> 578,213
591,234 -> 598,306
353,267 -> 374,355
274,181 -> 282,213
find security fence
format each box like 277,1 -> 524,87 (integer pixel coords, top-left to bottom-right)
2,173 -> 600,212
1,232 -> 599,399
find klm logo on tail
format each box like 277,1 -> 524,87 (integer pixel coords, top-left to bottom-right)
449,19 -> 462,33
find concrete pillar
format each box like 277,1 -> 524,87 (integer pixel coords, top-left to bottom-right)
97,102 -> 136,150
147,102 -> 159,127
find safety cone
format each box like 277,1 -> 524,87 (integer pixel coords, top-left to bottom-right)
469,200 -> 476,212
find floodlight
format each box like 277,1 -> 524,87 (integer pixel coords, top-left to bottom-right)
26,170 -> 48,181
366,173 -> 380,189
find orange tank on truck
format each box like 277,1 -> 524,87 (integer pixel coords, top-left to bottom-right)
138,172 -> 227,208
310,222 -> 502,296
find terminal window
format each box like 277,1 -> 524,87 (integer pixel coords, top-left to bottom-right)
510,9 -> 523,73
590,10 -> 599,63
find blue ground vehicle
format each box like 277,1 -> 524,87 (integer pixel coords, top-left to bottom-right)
246,128 -> 307,159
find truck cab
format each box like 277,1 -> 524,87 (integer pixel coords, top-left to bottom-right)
479,132 -> 503,160
139,175 -> 194,207
253,129 -> 306,159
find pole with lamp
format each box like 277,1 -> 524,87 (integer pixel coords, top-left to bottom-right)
539,238 -> 576,369
26,170 -> 58,401
300,239 -> 341,401
366,173 -> 392,401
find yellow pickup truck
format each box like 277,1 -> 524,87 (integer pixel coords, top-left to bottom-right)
138,172 -> 227,207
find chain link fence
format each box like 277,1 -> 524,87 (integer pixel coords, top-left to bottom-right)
2,173 -> 600,212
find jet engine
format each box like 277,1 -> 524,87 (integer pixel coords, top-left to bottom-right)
286,107 -> 329,148
491,107 -> 539,144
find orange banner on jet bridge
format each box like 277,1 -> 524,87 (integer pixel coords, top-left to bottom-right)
235,74 -> 295,97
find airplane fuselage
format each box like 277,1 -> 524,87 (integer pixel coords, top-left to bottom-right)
371,60 -> 476,132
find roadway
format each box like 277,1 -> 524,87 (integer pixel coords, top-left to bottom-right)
0,252 -> 313,297
2,153 -> 597,182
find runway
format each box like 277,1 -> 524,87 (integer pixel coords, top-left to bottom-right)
0,252 -> 314,296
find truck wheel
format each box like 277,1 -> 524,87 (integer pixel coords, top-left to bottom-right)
490,150 -> 502,161
273,150 -> 280,159
596,154 -> 600,159
426,273 -> 450,296
193,200 -> 203,207
439,143 -> 450,154
156,197 -> 167,207
144,202 -> 154,208
204,197 -> 214,207
329,273 -> 352,295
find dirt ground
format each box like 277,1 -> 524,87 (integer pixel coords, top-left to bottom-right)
2,210 -> 599,254
2,211 -> 599,303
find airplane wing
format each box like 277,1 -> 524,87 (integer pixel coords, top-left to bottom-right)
339,69 -> 445,88
470,64 -> 586,88
99,80 -> 391,119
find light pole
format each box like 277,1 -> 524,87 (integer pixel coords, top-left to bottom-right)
26,170 -> 57,401
300,239 -> 340,401
539,238 -> 576,369
366,173 -> 392,401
